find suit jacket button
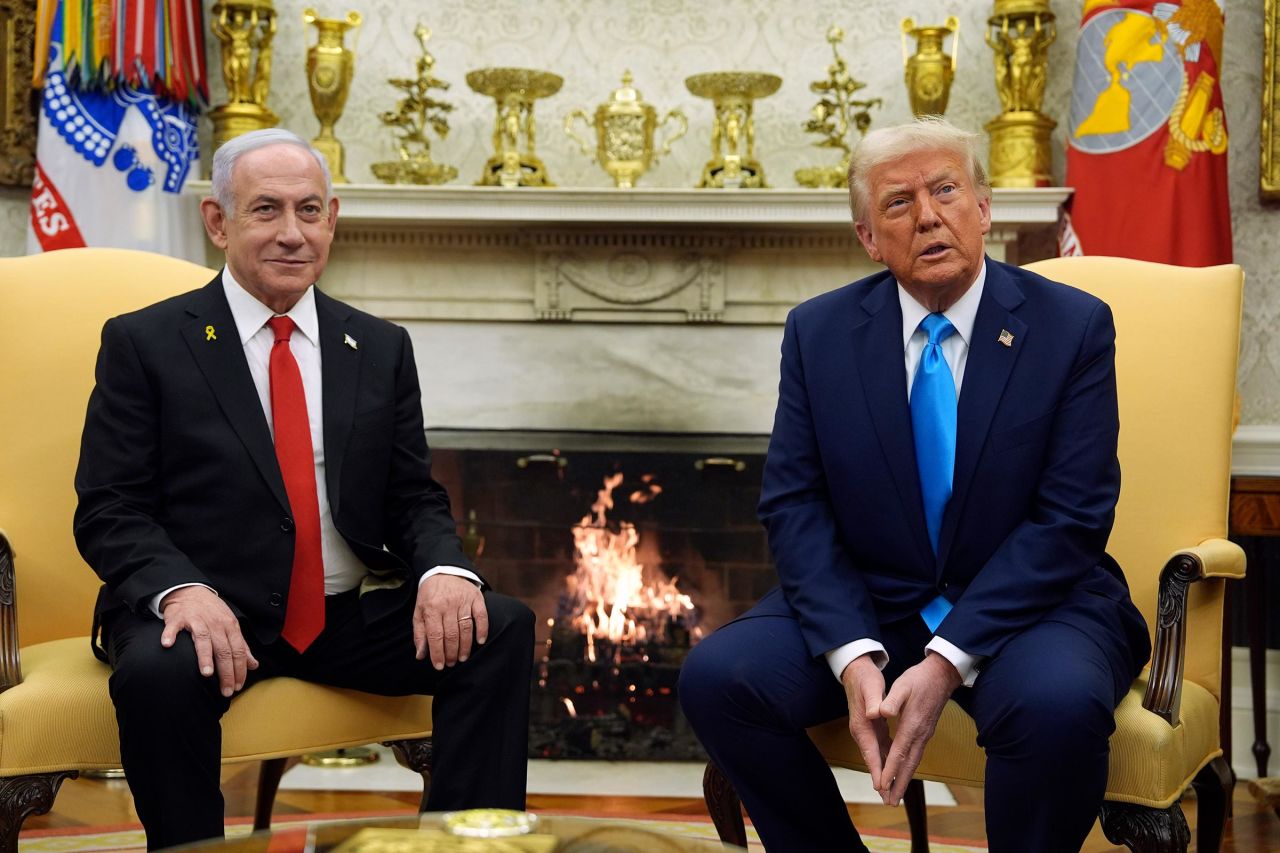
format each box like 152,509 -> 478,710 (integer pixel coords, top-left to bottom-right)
281,517 -> 294,532
269,593 -> 283,606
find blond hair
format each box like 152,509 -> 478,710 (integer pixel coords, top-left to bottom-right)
847,117 -> 989,223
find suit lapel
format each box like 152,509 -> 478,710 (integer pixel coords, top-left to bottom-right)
182,277 -> 290,512
316,289 -> 360,515
852,277 -> 935,567
937,260 -> 1027,568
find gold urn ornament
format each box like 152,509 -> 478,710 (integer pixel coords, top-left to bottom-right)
467,67 -> 563,188
685,71 -> 782,189
985,0 -> 1057,187
371,24 -> 458,185
564,71 -> 687,189
208,1 -> 280,154
901,16 -> 960,117
303,8 -> 361,184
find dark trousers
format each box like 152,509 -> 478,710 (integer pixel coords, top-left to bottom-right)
679,595 -> 1140,853
104,588 -> 534,850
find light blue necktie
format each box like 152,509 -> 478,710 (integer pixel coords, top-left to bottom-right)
911,313 -> 957,633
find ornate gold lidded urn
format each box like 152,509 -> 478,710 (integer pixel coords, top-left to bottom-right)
685,71 -> 782,188
303,8 -> 361,184
208,1 -> 279,154
985,0 -> 1057,187
901,16 -> 960,117
796,26 -> 882,189
467,67 -> 563,187
564,71 -> 687,189
371,24 -> 458,185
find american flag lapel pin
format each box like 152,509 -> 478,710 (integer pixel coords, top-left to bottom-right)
998,329 -> 1014,347
344,333 -> 358,350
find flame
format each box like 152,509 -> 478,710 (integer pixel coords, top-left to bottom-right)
564,473 -> 695,647
561,698 -> 577,718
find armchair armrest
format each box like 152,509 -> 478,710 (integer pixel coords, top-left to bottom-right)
1142,538 -> 1245,726
0,530 -> 20,692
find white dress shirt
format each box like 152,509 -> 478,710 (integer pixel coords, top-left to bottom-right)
150,268 -> 478,616
824,262 -> 987,688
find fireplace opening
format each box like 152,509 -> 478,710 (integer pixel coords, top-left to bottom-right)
429,430 -> 771,760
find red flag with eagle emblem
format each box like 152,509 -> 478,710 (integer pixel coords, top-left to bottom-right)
1061,0 -> 1232,266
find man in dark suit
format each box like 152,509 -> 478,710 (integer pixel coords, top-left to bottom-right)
74,128 -> 534,850
679,117 -> 1150,852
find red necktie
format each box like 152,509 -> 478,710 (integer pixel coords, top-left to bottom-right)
267,316 -> 325,652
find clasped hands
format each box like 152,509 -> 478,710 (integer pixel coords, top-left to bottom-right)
158,575 -> 487,697
841,651 -> 962,806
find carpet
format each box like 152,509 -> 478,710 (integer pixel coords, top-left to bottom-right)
18,812 -> 987,853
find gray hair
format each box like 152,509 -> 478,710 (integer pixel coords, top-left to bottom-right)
209,128 -> 334,215
846,116 -> 990,224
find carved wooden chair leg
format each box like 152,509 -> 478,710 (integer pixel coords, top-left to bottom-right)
384,738 -> 434,812
253,757 -> 289,831
1099,800 -> 1191,853
0,771 -> 78,853
1189,755 -> 1232,853
903,778 -> 930,853
702,762 -> 748,849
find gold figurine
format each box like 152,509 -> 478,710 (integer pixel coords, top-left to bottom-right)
685,71 -> 782,188
467,68 -> 563,187
985,0 -> 1057,186
208,1 -> 279,154
796,26 -> 882,189
564,71 -> 687,188
371,24 -> 458,185
901,16 -> 960,117
303,8 -> 362,184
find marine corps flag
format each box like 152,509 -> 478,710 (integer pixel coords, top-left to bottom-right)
27,0 -> 207,259
1062,0 -> 1232,266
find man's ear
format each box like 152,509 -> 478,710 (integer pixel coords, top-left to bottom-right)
977,192 -> 992,237
854,220 -> 882,263
326,196 -> 339,236
200,197 -> 229,250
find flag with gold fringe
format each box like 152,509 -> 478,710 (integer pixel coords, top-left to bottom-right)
1061,0 -> 1232,266
27,0 -> 206,258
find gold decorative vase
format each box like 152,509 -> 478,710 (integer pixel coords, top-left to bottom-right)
685,71 -> 782,189
208,1 -> 279,155
985,0 -> 1057,186
303,8 -> 361,184
371,23 -> 458,185
564,71 -> 687,189
467,67 -> 563,188
901,16 -> 960,117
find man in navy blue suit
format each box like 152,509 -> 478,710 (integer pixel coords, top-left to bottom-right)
679,118 -> 1150,852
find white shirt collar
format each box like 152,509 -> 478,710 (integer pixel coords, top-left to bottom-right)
221,266 -> 320,348
898,260 -> 987,351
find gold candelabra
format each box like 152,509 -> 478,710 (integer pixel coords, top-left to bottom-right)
985,0 -> 1057,186
685,71 -> 782,189
796,26 -> 882,189
901,16 -> 960,117
303,8 -> 361,184
371,24 -> 457,185
564,71 -> 687,189
208,0 -> 279,154
467,67 -> 563,187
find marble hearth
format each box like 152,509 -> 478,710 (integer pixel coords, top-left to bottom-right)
189,184 -> 1068,435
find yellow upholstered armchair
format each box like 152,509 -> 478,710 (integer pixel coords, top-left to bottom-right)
703,257 -> 1246,853
0,248 -> 436,850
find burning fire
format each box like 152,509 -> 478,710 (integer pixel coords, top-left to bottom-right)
563,472 -> 695,662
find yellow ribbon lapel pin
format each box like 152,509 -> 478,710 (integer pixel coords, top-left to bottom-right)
205,325 -> 217,341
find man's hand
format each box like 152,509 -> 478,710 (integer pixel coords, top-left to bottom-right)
876,652 -> 962,806
414,574 -> 488,670
841,654 -> 892,792
159,586 -> 258,698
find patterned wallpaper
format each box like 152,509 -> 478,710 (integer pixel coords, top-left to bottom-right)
2,0 -> 1276,422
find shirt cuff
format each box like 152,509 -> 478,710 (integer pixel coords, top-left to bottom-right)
418,565 -> 482,588
150,583 -> 218,619
926,635 -> 982,687
825,639 -> 888,682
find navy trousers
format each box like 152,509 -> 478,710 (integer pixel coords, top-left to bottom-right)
680,590 -> 1141,853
